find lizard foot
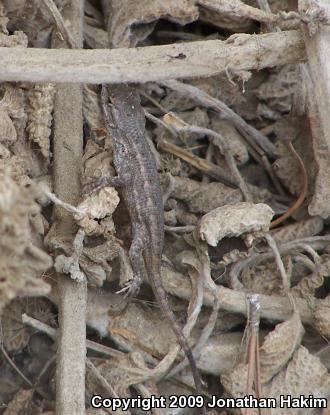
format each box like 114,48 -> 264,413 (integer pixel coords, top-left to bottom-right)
116,275 -> 142,299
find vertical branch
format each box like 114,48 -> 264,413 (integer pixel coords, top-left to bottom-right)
298,0 -> 330,219
48,0 -> 86,414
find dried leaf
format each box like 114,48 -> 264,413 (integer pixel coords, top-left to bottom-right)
291,262 -> 325,299
221,363 -> 248,400
0,109 -> 17,144
271,216 -> 324,244
0,298 -> 54,352
54,230 -> 86,282
108,302 -> 176,358
86,357 -> 132,399
256,65 -> 298,118
241,262 -> 282,295
313,295 -> 330,338
273,141 -> 302,196
4,0 -> 67,47
107,0 -> 199,48
3,389 -> 35,415
0,31 -> 27,47
199,202 -> 274,246
80,239 -> 120,287
76,187 -> 120,235
210,118 -> 249,165
83,140 -> 114,181
0,172 -> 51,314
85,289 -> 122,337
260,311 -> 304,383
84,24 -> 109,49
0,3 -> 9,34
268,346 -> 330,415
171,176 -> 272,214
0,83 -> 25,119
198,0 -> 256,33
160,74 -> 246,114
83,86 -> 104,132
222,346 -> 330,415
301,64 -> 330,219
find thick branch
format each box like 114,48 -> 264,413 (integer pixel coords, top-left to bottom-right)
162,267 -> 314,324
0,30 -> 305,83
300,0 -> 330,219
46,1 -> 86,414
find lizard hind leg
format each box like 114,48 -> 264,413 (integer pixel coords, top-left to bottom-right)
118,233 -> 146,298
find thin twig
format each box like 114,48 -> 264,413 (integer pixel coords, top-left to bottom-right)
165,225 -> 196,234
157,138 -> 237,187
167,236 -> 220,380
40,0 -> 79,48
44,189 -> 86,217
162,115 -> 252,201
178,235 -> 330,323
85,359 -> 123,403
264,233 -> 290,291
0,344 -> 33,388
256,0 -> 280,31
229,236 -> 330,291
160,80 -> 275,157
22,313 -> 124,359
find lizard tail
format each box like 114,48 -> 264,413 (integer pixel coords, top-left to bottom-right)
148,268 -> 203,394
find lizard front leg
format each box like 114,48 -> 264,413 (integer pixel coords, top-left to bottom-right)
83,171 -> 131,195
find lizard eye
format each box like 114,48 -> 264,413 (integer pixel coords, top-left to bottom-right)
117,142 -> 127,155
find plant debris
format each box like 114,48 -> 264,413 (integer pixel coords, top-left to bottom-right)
0,0 -> 330,414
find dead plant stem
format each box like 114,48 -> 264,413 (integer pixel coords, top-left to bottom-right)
46,1 -> 86,414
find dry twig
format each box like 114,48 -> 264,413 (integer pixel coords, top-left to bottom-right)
0,30 -> 305,83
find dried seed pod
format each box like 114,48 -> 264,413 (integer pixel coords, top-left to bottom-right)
76,187 -> 120,236
199,202 -> 274,247
26,83 -> 56,159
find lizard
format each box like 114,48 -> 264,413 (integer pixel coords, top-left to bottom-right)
85,83 -> 204,401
